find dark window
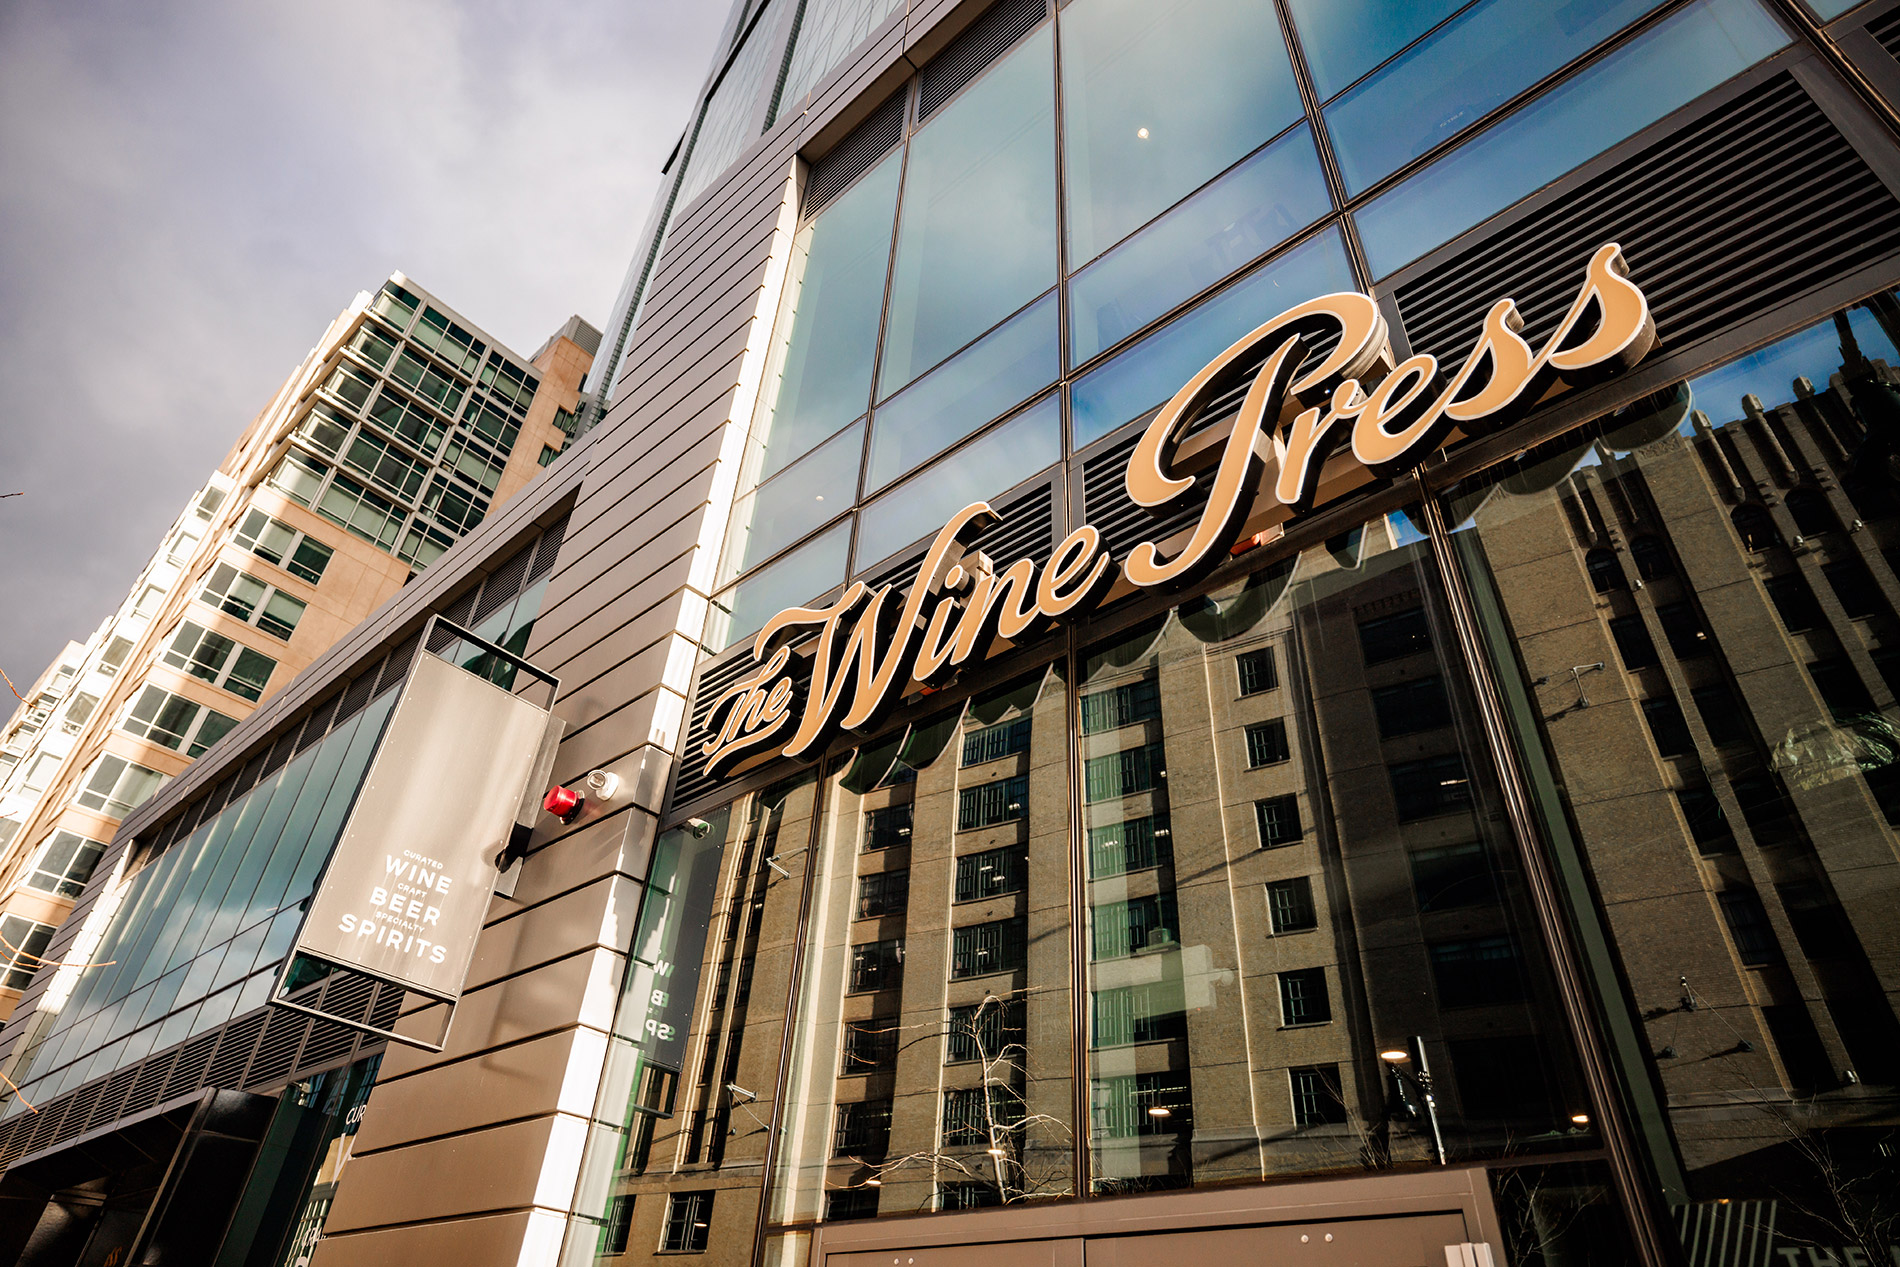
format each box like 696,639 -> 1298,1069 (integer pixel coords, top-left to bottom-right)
1448,1036 -> 1553,1121
1083,742 -> 1165,801
1718,888 -> 1782,965
1080,678 -> 1161,733
958,775 -> 1028,829
1091,984 -> 1187,1046
1732,503 -> 1782,550
1776,880 -> 1857,961
1087,814 -> 1172,877
940,1181 -> 1002,1210
943,1084 -> 1024,1145
1586,548 -> 1627,593
1762,1005 -> 1836,1091
863,803 -> 912,850
1676,788 -> 1733,853
857,870 -> 910,919
1267,876 -> 1318,933
601,1194 -> 634,1255
1656,602 -> 1713,658
1390,754 -> 1474,822
1730,773 -> 1800,847
1371,675 -> 1453,738
951,918 -> 1027,978
1641,696 -> 1696,757
826,1189 -> 879,1221
834,1099 -> 893,1157
843,1023 -> 898,1073
1823,558 -> 1884,619
660,1191 -> 713,1253
1245,719 -> 1290,766
1289,1064 -> 1348,1127
1691,684 -> 1750,747
1279,967 -> 1332,1025
1609,614 -> 1660,669
1095,1071 -> 1193,1137
1410,840 -> 1495,911
1359,606 -> 1433,664
1429,936 -> 1525,1008
948,998 -> 1026,1062
962,717 -> 1031,765
1255,794 -> 1304,847
954,845 -> 1027,902
1808,658 -> 1875,719
1787,487 -> 1840,537
849,939 -> 903,993
1765,573 -> 1827,632
1631,535 -> 1673,580
1237,646 -> 1279,696
1092,894 -> 1178,959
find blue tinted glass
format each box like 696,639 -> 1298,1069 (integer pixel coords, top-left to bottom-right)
197,762 -> 310,952
858,395 -> 1061,560
755,154 -> 901,480
709,519 -> 853,650
673,0 -> 785,209
777,0 -> 905,119
283,693 -> 397,906
1069,125 -> 1330,364
1060,0 -> 1303,265
1690,306 -> 1900,430
1356,0 -> 1788,276
1806,0 -> 1859,13
880,25 -> 1058,395
724,421 -> 863,583
1071,229 -> 1356,447
1286,0 -> 1466,99
209,918 -> 271,996
1326,0 -> 1667,194
866,293 -> 1059,490
242,747 -> 329,926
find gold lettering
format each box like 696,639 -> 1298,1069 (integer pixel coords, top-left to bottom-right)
1037,526 -> 1114,617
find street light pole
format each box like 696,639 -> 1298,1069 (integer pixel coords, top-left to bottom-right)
1380,1036 -> 1446,1166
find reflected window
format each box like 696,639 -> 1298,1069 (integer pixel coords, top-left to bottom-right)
1266,877 -> 1318,934
1732,502 -> 1782,551
660,1191 -> 713,1253
1823,557 -> 1884,619
1786,487 -> 1841,536
1359,606 -> 1433,664
1255,794 -> 1304,847
1641,696 -> 1696,758
1245,719 -> 1290,767
1586,548 -> 1627,593
1390,754 -> 1473,821
959,776 -> 1028,830
1278,967 -> 1332,1026
952,918 -> 1028,977
857,871 -> 909,919
1608,615 -> 1660,670
863,804 -> 912,851
1717,888 -> 1782,965
1631,534 -> 1673,580
1429,936 -> 1524,1008
955,846 -> 1028,902
1372,676 -> 1452,738
1765,573 -> 1827,632
1237,646 -> 1278,696
849,938 -> 904,993
1411,841 -> 1495,912
1289,1064 -> 1348,1127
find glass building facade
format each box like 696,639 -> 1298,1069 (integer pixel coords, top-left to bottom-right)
9,0 -> 1900,1263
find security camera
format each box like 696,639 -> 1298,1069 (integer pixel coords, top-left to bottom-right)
686,817 -> 713,839
584,769 -> 620,800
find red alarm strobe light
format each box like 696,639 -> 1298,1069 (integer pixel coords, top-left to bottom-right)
543,784 -> 584,823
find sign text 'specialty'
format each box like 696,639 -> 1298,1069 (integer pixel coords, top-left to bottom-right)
701,243 -> 1654,778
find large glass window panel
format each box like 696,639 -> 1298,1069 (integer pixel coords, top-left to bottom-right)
1080,521 -> 1594,1192
723,422 -> 863,585
1325,0 -> 1667,195
1069,125 -> 1330,365
1071,229 -> 1354,447
865,293 -> 1058,490
753,154 -> 901,482
707,520 -> 853,651
1060,0 -> 1303,266
1442,293 -> 1900,1256
1284,0 -> 1466,100
776,0 -> 904,119
675,0 -> 785,210
879,25 -> 1058,396
858,395 -> 1060,564
1355,0 -> 1788,277
284,692 -> 398,907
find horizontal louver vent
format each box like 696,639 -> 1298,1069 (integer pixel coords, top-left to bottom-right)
1393,74 -> 1900,371
917,0 -> 1047,119
203,1012 -> 267,1091
1871,8 -> 1900,62
806,92 -> 906,213
673,645 -> 816,811
1084,433 -> 1214,571
860,482 -> 1057,593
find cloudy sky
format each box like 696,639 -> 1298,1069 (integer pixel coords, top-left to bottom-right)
0,0 -> 728,695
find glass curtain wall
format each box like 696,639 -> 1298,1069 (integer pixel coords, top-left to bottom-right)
710,0 -> 1792,651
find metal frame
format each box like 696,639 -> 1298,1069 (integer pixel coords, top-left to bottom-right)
266,615 -> 560,1054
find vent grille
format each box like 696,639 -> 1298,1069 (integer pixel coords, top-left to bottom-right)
530,512 -> 570,581
203,1012 -> 267,1090
806,92 -> 906,213
1084,433 -> 1215,569
673,649 -> 791,811
243,1009 -> 306,1090
474,546 -> 535,622
1871,8 -> 1900,62
163,1032 -> 221,1100
367,984 -> 404,1032
375,633 -> 420,695
859,482 -> 1056,593
917,0 -> 1047,120
1393,74 -> 1900,372
124,1051 -> 176,1117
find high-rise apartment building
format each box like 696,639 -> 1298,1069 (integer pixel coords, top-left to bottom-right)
0,278 -> 596,1026
6,0 -> 1900,1265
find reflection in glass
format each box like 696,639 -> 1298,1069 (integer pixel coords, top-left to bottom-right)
722,421 -> 862,585
1071,229 -> 1354,447
1079,535 -> 1593,1191
1284,0 -> 1465,100
1068,125 -> 1330,365
707,520 -> 853,651
880,25 -> 1058,396
775,0 -> 905,121
1443,291 -> 1900,1259
857,395 -> 1060,565
771,669 -> 1076,1220
674,0 -> 786,211
753,154 -> 901,481
1059,0 -> 1302,266
865,294 -> 1058,490
1354,0 -> 1787,276
1325,0 -> 1665,195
